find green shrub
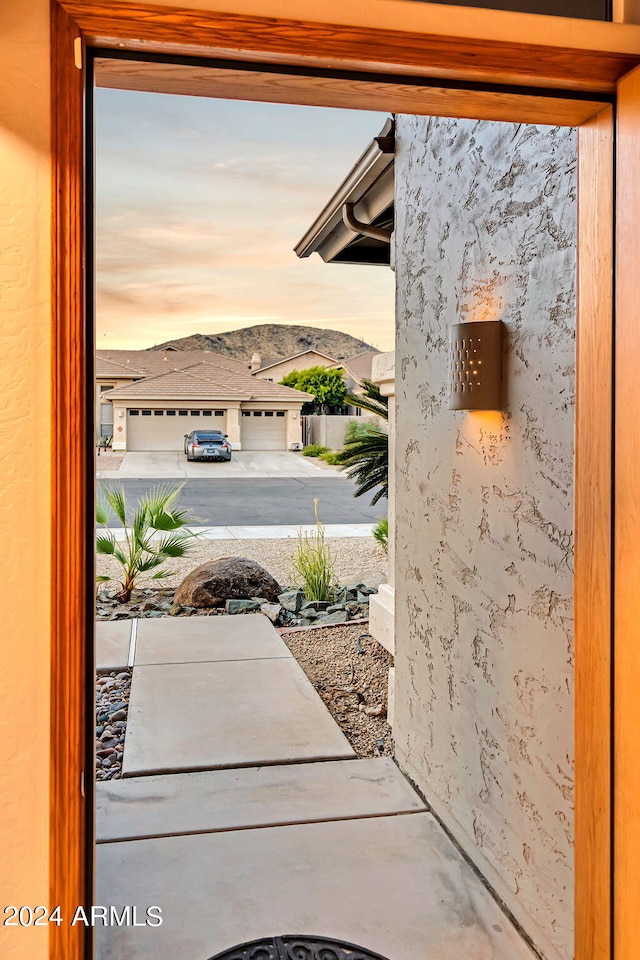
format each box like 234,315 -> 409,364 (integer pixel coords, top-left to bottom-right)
344,419 -> 375,444
373,517 -> 389,552
320,451 -> 342,465
96,482 -> 197,602
290,500 -> 337,602
302,444 -> 330,458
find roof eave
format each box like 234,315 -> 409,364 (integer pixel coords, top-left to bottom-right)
294,117 -> 395,261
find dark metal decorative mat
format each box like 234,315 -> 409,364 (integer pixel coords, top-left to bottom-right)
207,935 -> 392,960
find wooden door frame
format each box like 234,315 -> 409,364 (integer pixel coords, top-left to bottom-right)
51,2 -> 635,958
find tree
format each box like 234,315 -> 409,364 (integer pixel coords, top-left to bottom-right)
337,379 -> 389,506
280,366 -> 347,415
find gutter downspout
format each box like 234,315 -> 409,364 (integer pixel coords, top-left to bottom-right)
342,202 -> 393,243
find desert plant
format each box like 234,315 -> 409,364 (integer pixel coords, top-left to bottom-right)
290,500 -> 337,602
96,482 -> 197,602
344,419 -> 376,444
320,451 -> 341,465
302,443 -> 330,458
373,517 -> 389,552
338,379 -> 389,506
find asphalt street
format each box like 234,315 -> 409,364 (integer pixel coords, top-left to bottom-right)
99,477 -> 386,526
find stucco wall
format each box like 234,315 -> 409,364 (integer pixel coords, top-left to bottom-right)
0,0 -> 51,957
393,116 -> 576,960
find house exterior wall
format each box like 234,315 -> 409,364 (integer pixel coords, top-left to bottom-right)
0,1 -> 51,956
394,115 -> 576,960
253,351 -> 336,381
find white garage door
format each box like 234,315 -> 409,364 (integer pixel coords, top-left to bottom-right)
241,410 -> 287,450
127,408 -> 227,451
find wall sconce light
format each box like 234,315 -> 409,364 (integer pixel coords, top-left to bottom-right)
448,320 -> 503,411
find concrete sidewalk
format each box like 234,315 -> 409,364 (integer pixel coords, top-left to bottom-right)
96,615 -> 537,960
108,522 -> 376,541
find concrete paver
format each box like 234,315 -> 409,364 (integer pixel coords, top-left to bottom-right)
96,813 -> 537,960
122,657 -> 355,776
96,757 -> 425,842
96,620 -> 132,671
134,614 -> 291,666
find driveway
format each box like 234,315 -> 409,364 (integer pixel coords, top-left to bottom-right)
98,450 -> 341,480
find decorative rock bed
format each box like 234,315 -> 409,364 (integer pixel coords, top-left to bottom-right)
96,582 -> 379,629
95,669 -> 131,781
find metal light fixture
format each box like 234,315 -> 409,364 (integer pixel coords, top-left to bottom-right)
448,320 -> 503,411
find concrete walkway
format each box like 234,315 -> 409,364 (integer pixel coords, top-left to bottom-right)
98,450 -> 344,479
95,616 -> 537,960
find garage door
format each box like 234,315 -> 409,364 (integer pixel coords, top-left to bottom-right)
241,411 -> 287,450
127,409 -> 227,451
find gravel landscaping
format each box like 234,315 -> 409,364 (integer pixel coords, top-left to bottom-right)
281,623 -> 394,759
96,535 -> 386,590
95,449 -> 125,472
95,669 -> 131,781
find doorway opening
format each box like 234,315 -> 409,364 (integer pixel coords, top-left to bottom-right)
87,52 -> 596,960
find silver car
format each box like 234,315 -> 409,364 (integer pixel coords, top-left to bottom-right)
183,430 -> 232,462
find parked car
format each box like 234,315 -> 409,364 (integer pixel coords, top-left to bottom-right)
183,430 -> 232,462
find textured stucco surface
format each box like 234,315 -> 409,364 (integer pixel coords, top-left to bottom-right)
0,1 -> 52,957
393,116 -> 575,960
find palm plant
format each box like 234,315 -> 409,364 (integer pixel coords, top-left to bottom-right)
338,379 -> 389,506
96,482 -> 197,602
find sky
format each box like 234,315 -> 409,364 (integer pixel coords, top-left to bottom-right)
95,89 -> 395,352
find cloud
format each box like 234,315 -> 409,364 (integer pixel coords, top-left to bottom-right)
95,91 -> 394,351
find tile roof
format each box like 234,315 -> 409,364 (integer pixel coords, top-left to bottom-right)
96,349 -> 249,379
102,358 -> 314,403
339,350 -> 382,383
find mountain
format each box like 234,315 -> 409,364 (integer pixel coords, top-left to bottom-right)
149,324 -> 378,362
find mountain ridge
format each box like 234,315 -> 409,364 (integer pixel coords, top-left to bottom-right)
148,324 -> 378,363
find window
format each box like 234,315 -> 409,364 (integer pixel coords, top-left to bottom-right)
100,384 -> 114,393
154,410 -> 163,416
190,410 -> 200,416
253,411 -> 263,417
129,410 -> 139,416
179,410 -> 188,417
264,411 -> 274,417
242,411 -> 251,417
202,410 -> 212,417
276,412 -> 285,418
141,410 -> 151,416
166,410 -> 176,416
214,410 -> 224,417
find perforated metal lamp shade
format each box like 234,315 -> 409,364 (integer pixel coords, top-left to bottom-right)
448,320 -> 503,411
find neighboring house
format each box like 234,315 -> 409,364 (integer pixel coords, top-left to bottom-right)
250,349 -> 338,382
296,115 -> 577,960
96,349 -> 313,451
251,347 -> 382,415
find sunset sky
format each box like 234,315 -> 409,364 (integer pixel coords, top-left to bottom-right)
96,89 -> 395,352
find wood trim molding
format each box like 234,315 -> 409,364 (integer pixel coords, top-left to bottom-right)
50,2 -> 625,958
575,104 -> 614,960
94,58 -> 607,126
60,0 -> 640,94
614,63 -> 640,960
50,2 -> 88,958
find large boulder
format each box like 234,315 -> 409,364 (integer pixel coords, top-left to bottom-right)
174,557 -> 281,608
